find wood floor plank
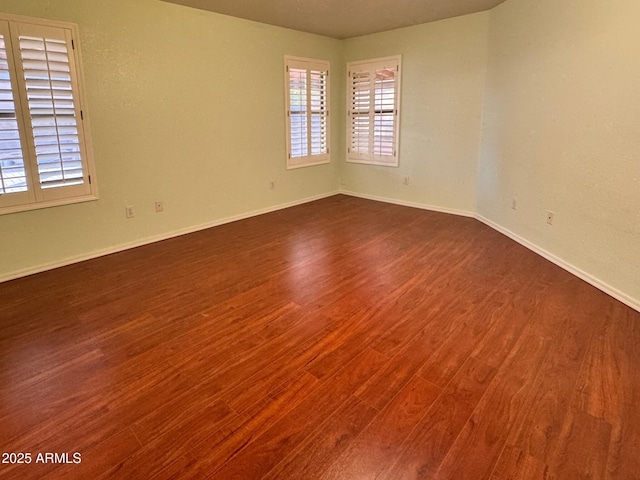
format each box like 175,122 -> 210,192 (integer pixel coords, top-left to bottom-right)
302,306 -> 380,380
181,371 -> 320,476
491,445 -> 553,480
207,347 -> 388,480
385,356 -> 497,479
356,326 -> 447,411
430,323 -> 556,480
573,302 -> 640,479
132,398 -> 234,447
499,280 -> 612,471
430,268 -> 584,480
94,400 -> 236,479
222,320 -> 341,414
415,289 -> 505,388
369,236 -> 492,356
470,297 -> 529,370
546,409 -> 611,480
320,374 -> 442,480
1,195 -> 638,480
29,428 -> 139,480
174,305 -> 333,394
261,395 -> 377,480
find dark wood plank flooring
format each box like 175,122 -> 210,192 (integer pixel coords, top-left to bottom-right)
1,194 -> 638,479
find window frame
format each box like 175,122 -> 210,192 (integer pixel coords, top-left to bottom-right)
346,55 -> 402,167
284,55 -> 330,169
0,12 -> 97,216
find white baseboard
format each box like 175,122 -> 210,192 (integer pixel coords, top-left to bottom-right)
339,189 -> 475,218
476,214 -> 640,313
0,191 -> 339,283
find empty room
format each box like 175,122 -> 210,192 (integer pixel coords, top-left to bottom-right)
0,0 -> 639,478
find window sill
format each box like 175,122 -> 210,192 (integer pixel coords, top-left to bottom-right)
0,194 -> 99,216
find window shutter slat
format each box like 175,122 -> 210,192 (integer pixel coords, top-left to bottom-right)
18,33 -> 85,190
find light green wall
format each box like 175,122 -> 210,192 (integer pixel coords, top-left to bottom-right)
0,0 -> 343,278
341,13 -> 490,214
477,0 -> 640,306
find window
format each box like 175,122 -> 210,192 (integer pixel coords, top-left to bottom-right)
285,56 -> 330,169
347,55 -> 401,167
0,14 -> 96,215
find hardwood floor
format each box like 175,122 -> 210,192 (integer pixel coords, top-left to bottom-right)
1,194 -> 638,479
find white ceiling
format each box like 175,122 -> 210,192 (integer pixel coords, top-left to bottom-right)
159,0 -> 509,39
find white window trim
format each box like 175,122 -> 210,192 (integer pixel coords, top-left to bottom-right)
346,55 -> 402,167
284,55 -> 330,169
0,12 -> 97,216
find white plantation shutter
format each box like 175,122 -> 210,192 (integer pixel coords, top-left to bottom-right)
347,56 -> 401,167
21,35 -> 83,190
0,14 -> 96,214
15,23 -> 91,201
285,56 -> 330,169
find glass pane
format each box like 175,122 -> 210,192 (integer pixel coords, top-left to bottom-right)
0,35 -> 28,194
289,68 -> 308,158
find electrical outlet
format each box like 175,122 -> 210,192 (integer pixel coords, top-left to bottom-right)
546,211 -> 554,225
155,201 -> 164,213
403,176 -> 410,185
125,206 -> 135,218
269,181 -> 275,190
512,198 -> 517,210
